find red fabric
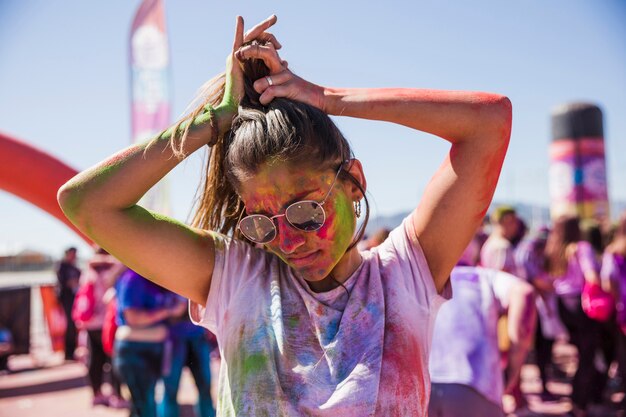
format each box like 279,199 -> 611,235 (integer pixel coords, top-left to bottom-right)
101,298 -> 118,356
72,281 -> 96,324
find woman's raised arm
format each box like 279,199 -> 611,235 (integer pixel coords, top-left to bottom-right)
58,16 -> 278,305
243,62 -> 512,292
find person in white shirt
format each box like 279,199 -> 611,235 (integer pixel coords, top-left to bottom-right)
430,238 -> 536,417
58,15 -> 512,416
480,205 -> 520,273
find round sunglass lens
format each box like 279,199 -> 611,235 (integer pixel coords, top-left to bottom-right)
239,215 -> 276,243
286,202 -> 325,231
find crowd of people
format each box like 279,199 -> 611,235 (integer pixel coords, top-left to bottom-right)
429,207 -> 626,416
49,13 -> 626,417
54,208 -> 626,417
55,246 -> 217,416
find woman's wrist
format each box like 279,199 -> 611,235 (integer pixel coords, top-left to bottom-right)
214,103 -> 238,136
320,86 -> 343,116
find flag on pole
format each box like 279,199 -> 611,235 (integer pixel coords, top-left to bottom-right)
129,0 -> 171,214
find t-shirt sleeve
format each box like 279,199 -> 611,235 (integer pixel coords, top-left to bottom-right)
189,232 -> 271,334
482,246 -> 506,270
489,269 -> 521,312
481,240 -> 515,273
577,241 -> 598,276
375,216 -> 452,312
600,252 -> 618,285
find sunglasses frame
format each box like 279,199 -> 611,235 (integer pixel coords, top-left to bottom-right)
237,165 -> 344,244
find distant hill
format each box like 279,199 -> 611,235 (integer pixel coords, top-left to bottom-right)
364,200 -> 626,236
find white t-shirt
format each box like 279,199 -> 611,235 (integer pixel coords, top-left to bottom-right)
429,266 -> 518,407
480,235 -> 516,273
190,217 -> 450,417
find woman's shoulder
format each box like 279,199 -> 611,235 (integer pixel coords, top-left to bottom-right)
572,240 -> 594,257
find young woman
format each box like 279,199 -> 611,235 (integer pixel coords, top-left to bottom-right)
601,212 -> 626,411
58,16 -> 511,416
113,269 -> 187,417
73,247 -> 127,408
544,216 -> 602,416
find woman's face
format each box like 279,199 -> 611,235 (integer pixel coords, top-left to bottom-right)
238,162 -> 357,282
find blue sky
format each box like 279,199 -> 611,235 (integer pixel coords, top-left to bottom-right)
1,0 -> 625,257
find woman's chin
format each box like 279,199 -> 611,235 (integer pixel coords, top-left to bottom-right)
294,265 -> 329,283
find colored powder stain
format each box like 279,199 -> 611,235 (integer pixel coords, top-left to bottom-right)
327,192 -> 355,259
322,319 -> 339,344
298,350 -> 318,366
242,352 -> 268,376
250,325 -> 268,345
287,315 -> 299,329
59,189 -> 85,222
61,146 -> 138,217
207,231 -> 226,250
125,206 -> 200,241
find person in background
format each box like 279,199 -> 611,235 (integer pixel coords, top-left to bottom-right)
601,212 -> 626,412
112,269 -> 186,417
545,215 -> 602,417
515,227 -> 564,402
581,218 -> 617,407
480,206 -> 519,273
56,246 -> 81,361
74,247 -> 128,408
429,237 -> 536,417
160,294 -> 216,417
358,228 -> 391,251
480,206 -> 525,409
510,217 -> 528,249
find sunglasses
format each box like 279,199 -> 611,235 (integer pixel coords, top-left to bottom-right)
237,165 -> 344,244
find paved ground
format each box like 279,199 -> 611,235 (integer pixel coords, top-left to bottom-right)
0,341 -> 624,417
0,352 -> 208,417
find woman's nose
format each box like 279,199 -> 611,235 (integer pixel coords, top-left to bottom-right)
275,217 -> 305,254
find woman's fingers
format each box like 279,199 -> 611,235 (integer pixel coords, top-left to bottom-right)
243,15 -> 277,44
255,32 -> 282,49
236,42 -> 283,73
253,70 -> 292,94
223,16 -> 245,111
259,84 -> 291,105
232,16 -> 245,52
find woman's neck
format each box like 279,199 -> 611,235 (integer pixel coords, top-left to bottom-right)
306,247 -> 363,293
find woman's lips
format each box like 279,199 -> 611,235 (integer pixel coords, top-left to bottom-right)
287,250 -> 319,267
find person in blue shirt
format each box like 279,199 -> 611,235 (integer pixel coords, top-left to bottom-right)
160,293 -> 216,417
113,269 -> 186,417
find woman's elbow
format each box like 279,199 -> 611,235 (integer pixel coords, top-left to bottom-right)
57,179 -> 86,222
487,95 -> 512,140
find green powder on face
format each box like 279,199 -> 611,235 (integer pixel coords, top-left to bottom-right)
329,192 -> 355,258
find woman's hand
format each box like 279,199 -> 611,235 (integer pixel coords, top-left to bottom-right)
235,30 -> 326,111
217,15 -> 282,125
